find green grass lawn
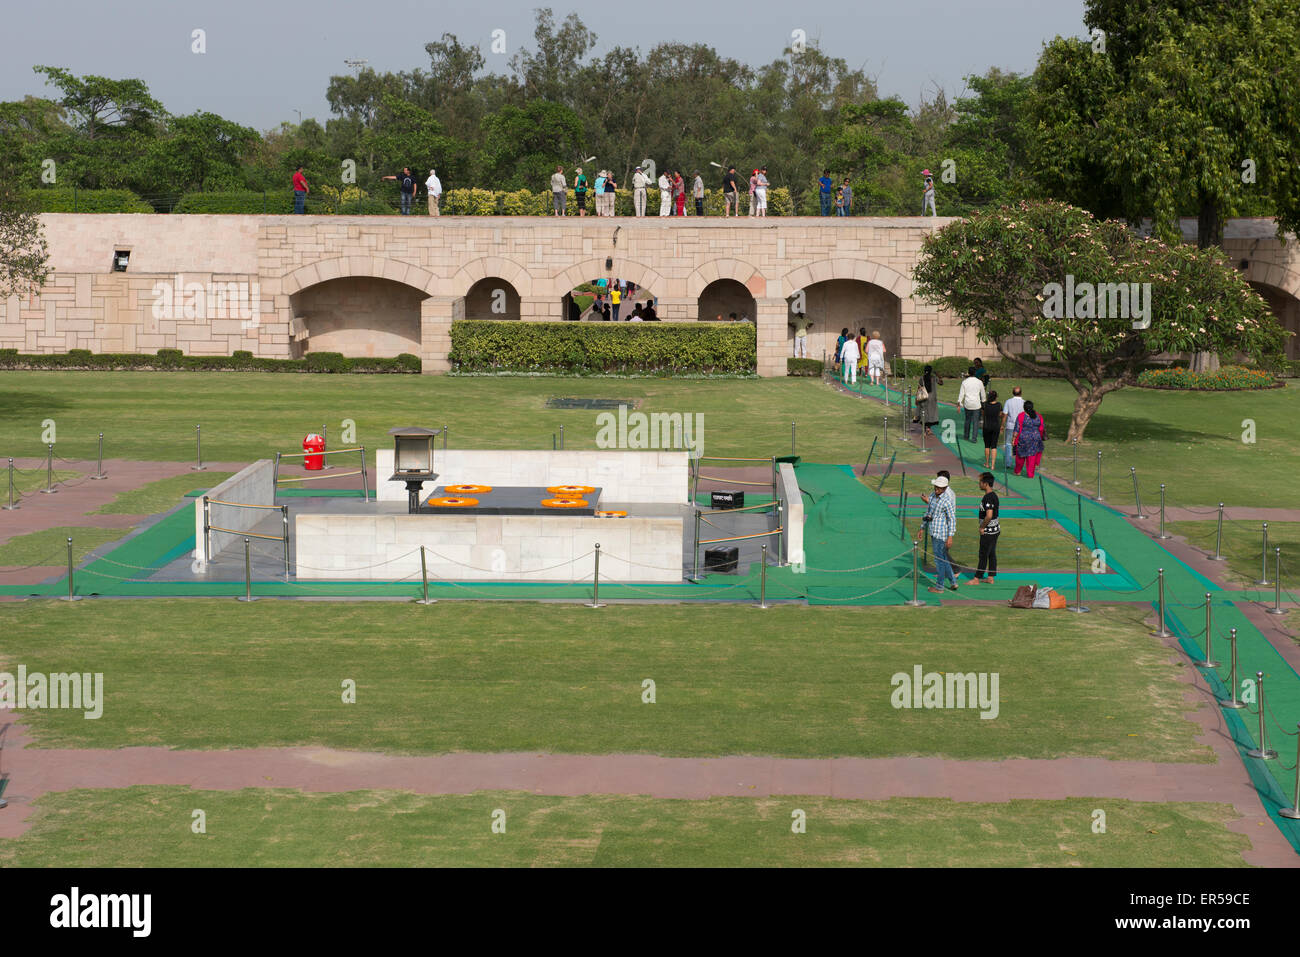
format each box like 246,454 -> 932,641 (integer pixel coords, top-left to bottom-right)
0,526 -> 130,566
0,600 -> 1209,762
1168,520 -> 1300,597
2,373 -> 1292,504
0,788 -> 1249,867
93,472 -> 233,515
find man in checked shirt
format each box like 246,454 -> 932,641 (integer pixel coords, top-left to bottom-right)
920,474 -> 958,592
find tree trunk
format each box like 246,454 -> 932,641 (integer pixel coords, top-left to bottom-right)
1066,387 -> 1106,444
1191,197 -> 1224,371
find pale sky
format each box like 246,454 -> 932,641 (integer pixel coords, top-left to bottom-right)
3,0 -> 1090,131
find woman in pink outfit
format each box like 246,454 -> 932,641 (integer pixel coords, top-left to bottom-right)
1011,400 -> 1046,478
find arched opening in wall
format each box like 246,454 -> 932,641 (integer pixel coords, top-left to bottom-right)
465,278 -> 521,320
1249,281 -> 1300,360
561,276 -> 657,321
788,279 -> 901,365
698,279 -> 756,323
290,276 -> 426,358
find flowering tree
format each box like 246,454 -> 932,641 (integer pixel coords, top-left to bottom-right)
912,201 -> 1286,441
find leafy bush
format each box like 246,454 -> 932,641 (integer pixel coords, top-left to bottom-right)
0,350 -> 420,373
449,320 -> 755,375
174,191 -> 291,214
787,357 -> 824,376
1255,355 -> 1300,378
1136,365 -> 1280,390
23,188 -> 154,213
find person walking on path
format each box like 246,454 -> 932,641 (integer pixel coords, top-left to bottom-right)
966,471 -> 1000,585
573,167 -> 588,216
382,167 -> 417,215
550,166 -> 568,216
425,169 -> 442,216
981,390 -> 1002,469
790,313 -> 812,358
835,327 -> 848,364
292,165 -> 309,214
693,171 -> 705,216
924,475 -> 958,592
1011,400 -> 1047,478
722,166 -> 740,217
839,331 -> 861,385
818,170 -> 833,216
865,331 -> 886,385
918,364 -> 942,435
632,166 -> 650,217
957,366 -> 987,442
658,171 -> 672,216
1000,386 -> 1024,465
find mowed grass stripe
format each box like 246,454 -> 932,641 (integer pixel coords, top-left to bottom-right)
0,600 -> 1209,761
0,787 -> 1249,867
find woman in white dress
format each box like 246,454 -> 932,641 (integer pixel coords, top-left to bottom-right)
840,332 -> 861,385
866,330 -> 886,385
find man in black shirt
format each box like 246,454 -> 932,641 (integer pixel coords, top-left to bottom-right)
968,471 -> 1000,584
642,299 -> 658,321
382,167 -> 417,215
722,166 -> 740,218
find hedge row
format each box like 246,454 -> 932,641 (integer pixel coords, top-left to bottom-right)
21,188 -> 155,213
787,358 -> 824,376
448,320 -> 756,375
0,348 -> 420,373
1136,365 -> 1281,390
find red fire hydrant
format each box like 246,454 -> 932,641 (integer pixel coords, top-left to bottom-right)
303,433 -> 325,470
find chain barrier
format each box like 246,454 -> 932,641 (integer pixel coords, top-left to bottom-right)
0,548 -> 72,572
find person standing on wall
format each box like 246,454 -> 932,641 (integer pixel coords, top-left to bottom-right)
673,170 -> 687,216
693,171 -> 705,216
425,168 -> 442,216
921,168 -> 937,216
818,170 -> 833,216
790,313 -> 812,358
755,167 -> 769,217
574,167 -> 588,216
841,177 -> 853,216
382,167 -> 417,215
550,166 -> 568,216
602,170 -> 617,216
292,165 -> 309,214
658,170 -> 672,216
722,165 -> 740,218
632,166 -> 650,217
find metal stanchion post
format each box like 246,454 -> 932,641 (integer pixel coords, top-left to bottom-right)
883,370 -> 890,406
920,418 -> 927,452
1071,546 -> 1089,613
1246,672 -> 1278,760
1208,503 -> 1226,561
63,537 -> 81,602
757,543 -> 769,609
360,446 -> 369,502
1257,523 -> 1272,585
1071,439 -> 1080,486
191,425 -> 207,471
691,510 -> 701,582
321,424 -> 332,469
560,424 -> 565,450
905,540 -> 926,606
281,505 -> 290,578
776,501 -> 785,565
1281,728 -> 1300,820
1094,450 -> 1104,501
1267,548 -> 1285,616
91,431 -> 108,480
1156,484 -> 1171,539
771,456 -> 778,506
1151,568 -> 1171,637
238,538 -> 255,601
899,491 -> 909,540
202,496 -> 211,562
1129,467 -> 1146,518
3,458 -> 16,510
1223,629 -> 1246,709
586,543 -> 606,608
791,421 -> 796,456
40,443 -> 56,493
1194,593 -> 1218,668
883,416 -> 888,458
416,545 -> 436,604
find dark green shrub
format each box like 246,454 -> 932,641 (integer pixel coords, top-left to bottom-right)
303,351 -> 349,373
787,358 -> 824,376
0,350 -> 420,374
22,188 -> 154,213
449,320 -> 755,375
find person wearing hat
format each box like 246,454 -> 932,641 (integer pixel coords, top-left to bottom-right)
425,168 -> 442,216
922,474 -> 958,592
632,165 -> 651,217
574,167 -> 588,216
921,168 -> 936,216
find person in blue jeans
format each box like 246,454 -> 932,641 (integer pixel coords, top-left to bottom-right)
382,167 -> 417,214
818,170 -> 833,215
923,474 -> 958,591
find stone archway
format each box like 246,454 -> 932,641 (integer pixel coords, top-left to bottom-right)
289,276 -> 428,358
698,279 -> 756,322
1243,261 -> 1300,360
465,277 -> 522,320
